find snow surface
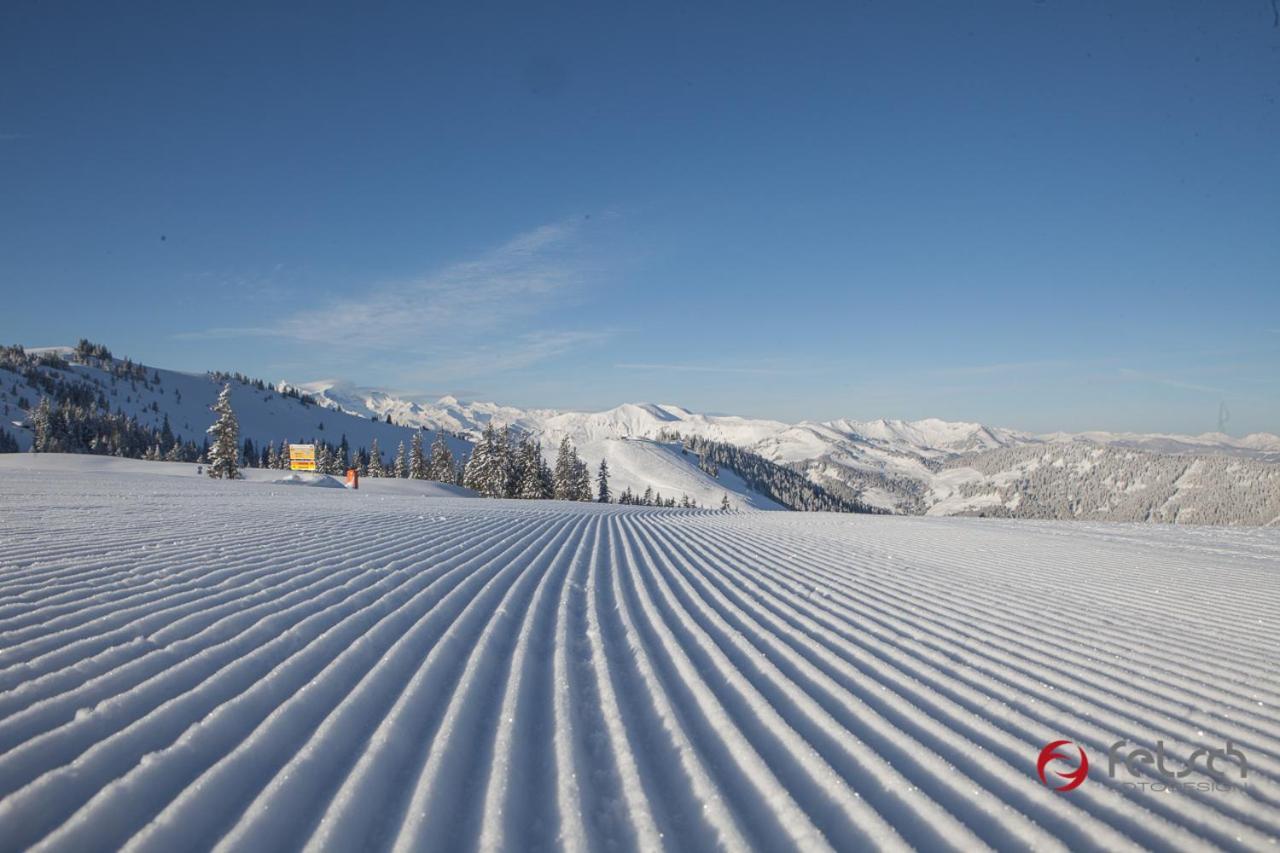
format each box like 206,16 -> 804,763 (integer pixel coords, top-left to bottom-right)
2,456 -> 1279,851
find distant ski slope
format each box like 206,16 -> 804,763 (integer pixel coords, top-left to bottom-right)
2,456 -> 1278,851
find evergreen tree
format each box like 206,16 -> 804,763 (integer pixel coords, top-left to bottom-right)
409,431 -> 428,479
29,397 -> 52,452
368,437 -> 386,477
160,413 -> 175,451
596,459 -> 611,503
514,438 -> 549,499
206,383 -> 241,479
572,457 -> 593,501
463,422 -> 508,497
428,432 -> 455,481
553,437 -> 577,500
395,440 -> 409,478
317,441 -> 336,474
642,486 -> 653,506
500,426 -> 522,497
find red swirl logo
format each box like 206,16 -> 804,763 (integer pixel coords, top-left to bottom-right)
1037,740 -> 1089,791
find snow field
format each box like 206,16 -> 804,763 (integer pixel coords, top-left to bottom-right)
0,458 -> 1278,851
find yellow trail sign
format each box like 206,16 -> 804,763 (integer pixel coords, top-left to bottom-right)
289,444 -> 317,472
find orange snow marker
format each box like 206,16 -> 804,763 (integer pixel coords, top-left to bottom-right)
345,468 -> 359,489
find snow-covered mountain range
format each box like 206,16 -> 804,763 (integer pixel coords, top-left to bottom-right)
300,379 -> 1280,524
4,344 -> 1278,524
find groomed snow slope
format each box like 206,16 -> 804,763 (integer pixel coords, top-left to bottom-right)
1,458 -> 1279,851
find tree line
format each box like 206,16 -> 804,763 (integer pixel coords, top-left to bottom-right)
679,435 -> 877,513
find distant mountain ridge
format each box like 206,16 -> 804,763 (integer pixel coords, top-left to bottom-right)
301,381 -> 1280,525
4,343 -> 1277,525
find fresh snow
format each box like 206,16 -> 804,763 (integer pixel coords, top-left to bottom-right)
1,455 -> 1278,851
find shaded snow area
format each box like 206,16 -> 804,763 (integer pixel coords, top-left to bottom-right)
1,459 -> 1279,851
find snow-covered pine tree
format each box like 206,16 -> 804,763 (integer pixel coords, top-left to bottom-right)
463,422 -> 507,497
317,441 -> 335,474
499,426 -> 519,497
409,431 -> 427,479
368,437 -> 386,477
596,459 -> 611,503
572,457 -> 592,501
395,440 -> 409,478
336,435 -> 350,472
29,397 -> 52,452
643,486 -> 653,506
515,438 -> 547,499
205,383 -> 241,479
506,434 -> 527,496
428,432 -> 455,482
553,437 -> 576,500
461,432 -> 487,493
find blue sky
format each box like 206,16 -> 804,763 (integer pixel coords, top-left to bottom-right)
2,1 -> 1278,434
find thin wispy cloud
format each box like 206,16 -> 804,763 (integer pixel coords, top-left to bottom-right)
929,358 -> 1081,378
175,219 -> 607,381
408,330 -> 612,380
1117,368 -> 1227,396
174,326 -> 277,341
614,362 -> 800,376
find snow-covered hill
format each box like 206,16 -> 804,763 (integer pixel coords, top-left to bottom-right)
1,347 -> 472,464
1041,429 -> 1280,463
930,443 -> 1280,525
2,455 -> 1277,850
